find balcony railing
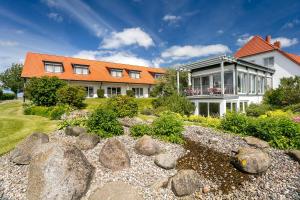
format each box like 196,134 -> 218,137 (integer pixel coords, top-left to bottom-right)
183,84 -> 234,96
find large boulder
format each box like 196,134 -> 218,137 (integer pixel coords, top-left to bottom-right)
27,142 -> 94,200
244,136 -> 270,148
118,117 -> 144,127
88,181 -> 143,200
171,170 -> 202,197
135,135 -> 160,156
10,133 -> 49,165
234,147 -> 271,174
99,139 -> 130,170
154,153 -> 177,169
65,126 -> 86,136
287,150 -> 300,163
76,133 -> 100,150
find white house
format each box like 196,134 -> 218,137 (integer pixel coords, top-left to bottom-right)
21,52 -> 165,98
235,35 -> 300,88
178,55 -> 275,117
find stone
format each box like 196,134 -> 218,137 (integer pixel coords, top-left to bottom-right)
76,133 -> 100,150
202,186 -> 210,193
287,150 -> 300,163
27,142 -> 94,200
118,117 -> 144,127
65,126 -> 86,136
88,181 -> 143,200
150,177 -> 169,190
244,136 -> 270,148
234,147 -> 271,174
171,170 -> 202,197
154,153 -> 177,169
99,138 -> 130,170
10,133 -> 49,165
135,135 -> 160,156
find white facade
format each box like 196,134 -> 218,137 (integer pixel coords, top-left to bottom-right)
241,51 -> 300,88
69,80 -> 152,98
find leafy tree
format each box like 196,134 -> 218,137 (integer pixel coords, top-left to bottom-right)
150,69 -> 188,97
56,85 -> 86,108
0,63 -> 24,97
25,76 -> 66,106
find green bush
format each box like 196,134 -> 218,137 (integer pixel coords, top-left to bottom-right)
106,95 -> 138,118
126,90 -> 134,97
1,93 -> 15,100
97,89 -> 105,98
25,76 -> 66,106
86,107 -> 123,138
58,117 -> 87,129
246,103 -> 272,117
56,85 -> 86,108
221,112 -> 255,135
152,94 -> 195,116
130,124 -> 152,137
49,105 -> 71,120
0,89 -> 3,99
152,112 -> 184,144
140,108 -> 154,115
23,104 -> 70,120
283,103 -> 300,113
186,115 -> 221,129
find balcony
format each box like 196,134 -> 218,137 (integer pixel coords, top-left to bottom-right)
183,84 -> 234,97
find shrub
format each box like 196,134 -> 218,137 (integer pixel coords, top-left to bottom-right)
152,112 -> 184,144
126,90 -> 134,97
86,107 -> 123,138
1,93 -> 15,100
186,115 -> 221,129
56,85 -> 86,108
130,124 -> 152,137
283,103 -> 300,113
23,104 -> 71,120
152,94 -> 195,116
25,76 -> 66,106
0,89 -> 3,99
246,103 -> 272,117
58,117 -> 87,129
49,105 -> 71,120
265,110 -> 293,118
140,108 -> 154,115
221,112 -> 255,135
97,88 -> 105,98
106,95 -> 138,118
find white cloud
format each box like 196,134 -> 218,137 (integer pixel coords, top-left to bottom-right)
217,29 -> 224,34
271,37 -> 298,48
0,40 -> 19,47
101,27 -> 154,49
236,34 -> 253,46
47,12 -> 63,22
163,15 -> 181,24
282,19 -> 300,29
161,44 -> 231,60
73,50 -> 153,67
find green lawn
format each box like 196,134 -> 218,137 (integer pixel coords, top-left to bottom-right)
0,100 -> 57,155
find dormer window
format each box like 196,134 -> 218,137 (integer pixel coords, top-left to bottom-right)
154,73 -> 163,79
44,62 -> 63,73
73,64 -> 89,75
129,71 -> 140,79
110,69 -> 123,77
263,57 -> 274,67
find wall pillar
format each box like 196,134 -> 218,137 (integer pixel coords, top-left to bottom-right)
220,61 -> 224,95
188,71 -> 192,87
177,70 -> 180,94
194,101 -> 199,115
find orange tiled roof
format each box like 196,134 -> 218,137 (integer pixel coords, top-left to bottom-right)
21,52 -> 166,85
235,35 -> 300,66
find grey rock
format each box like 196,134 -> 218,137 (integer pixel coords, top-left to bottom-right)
99,138 -> 130,170
76,133 -> 100,150
287,150 -> 300,163
88,181 -> 143,200
118,117 -> 144,127
10,133 -> 49,165
244,136 -> 270,148
171,170 -> 202,197
27,142 -> 94,200
150,177 -> 170,190
65,126 -> 86,136
135,135 -> 160,156
154,153 -> 177,169
234,147 -> 271,174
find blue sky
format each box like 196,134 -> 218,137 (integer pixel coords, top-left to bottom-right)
0,0 -> 300,71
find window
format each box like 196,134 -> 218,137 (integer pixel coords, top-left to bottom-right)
84,86 -> 94,98
132,88 -> 144,97
257,76 -> 265,94
209,103 -> 220,117
266,77 -> 272,90
224,71 -> 233,94
249,74 -> 256,94
199,102 -> 208,117
213,73 -> 221,88
73,64 -> 89,75
232,102 -> 237,112
237,72 -> 247,93
193,77 -> 201,89
263,57 -> 274,67
107,87 -> 121,97
129,71 -> 140,79
154,73 -> 163,79
44,62 -> 63,73
201,76 -> 210,94
226,102 -> 231,111
110,69 -> 123,77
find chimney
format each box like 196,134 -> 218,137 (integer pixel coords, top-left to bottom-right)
265,35 -> 271,43
273,41 -> 281,49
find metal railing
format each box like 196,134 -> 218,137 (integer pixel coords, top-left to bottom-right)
183,84 -> 234,96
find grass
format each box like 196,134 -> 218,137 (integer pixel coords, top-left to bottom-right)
0,100 -> 57,155
84,97 -> 155,111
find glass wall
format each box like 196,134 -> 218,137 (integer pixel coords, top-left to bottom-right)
237,72 -> 247,93
199,102 -> 220,117
201,76 -> 209,94
213,73 -> 221,88
199,102 -> 208,117
224,71 -> 233,94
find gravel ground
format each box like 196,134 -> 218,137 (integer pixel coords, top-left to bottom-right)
0,125 -> 299,200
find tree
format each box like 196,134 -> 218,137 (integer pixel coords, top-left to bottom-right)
56,85 -> 86,108
150,69 -> 188,97
0,63 -> 24,97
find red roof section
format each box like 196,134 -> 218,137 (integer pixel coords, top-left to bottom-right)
235,35 -> 300,66
22,52 -> 166,85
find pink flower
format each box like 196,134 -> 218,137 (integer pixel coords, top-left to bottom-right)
292,116 -> 300,123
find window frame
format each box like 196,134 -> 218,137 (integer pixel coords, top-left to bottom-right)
263,57 -> 274,67
107,87 -> 121,97
73,64 -> 89,75
110,69 -> 123,78
129,71 -> 141,79
44,61 -> 64,73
